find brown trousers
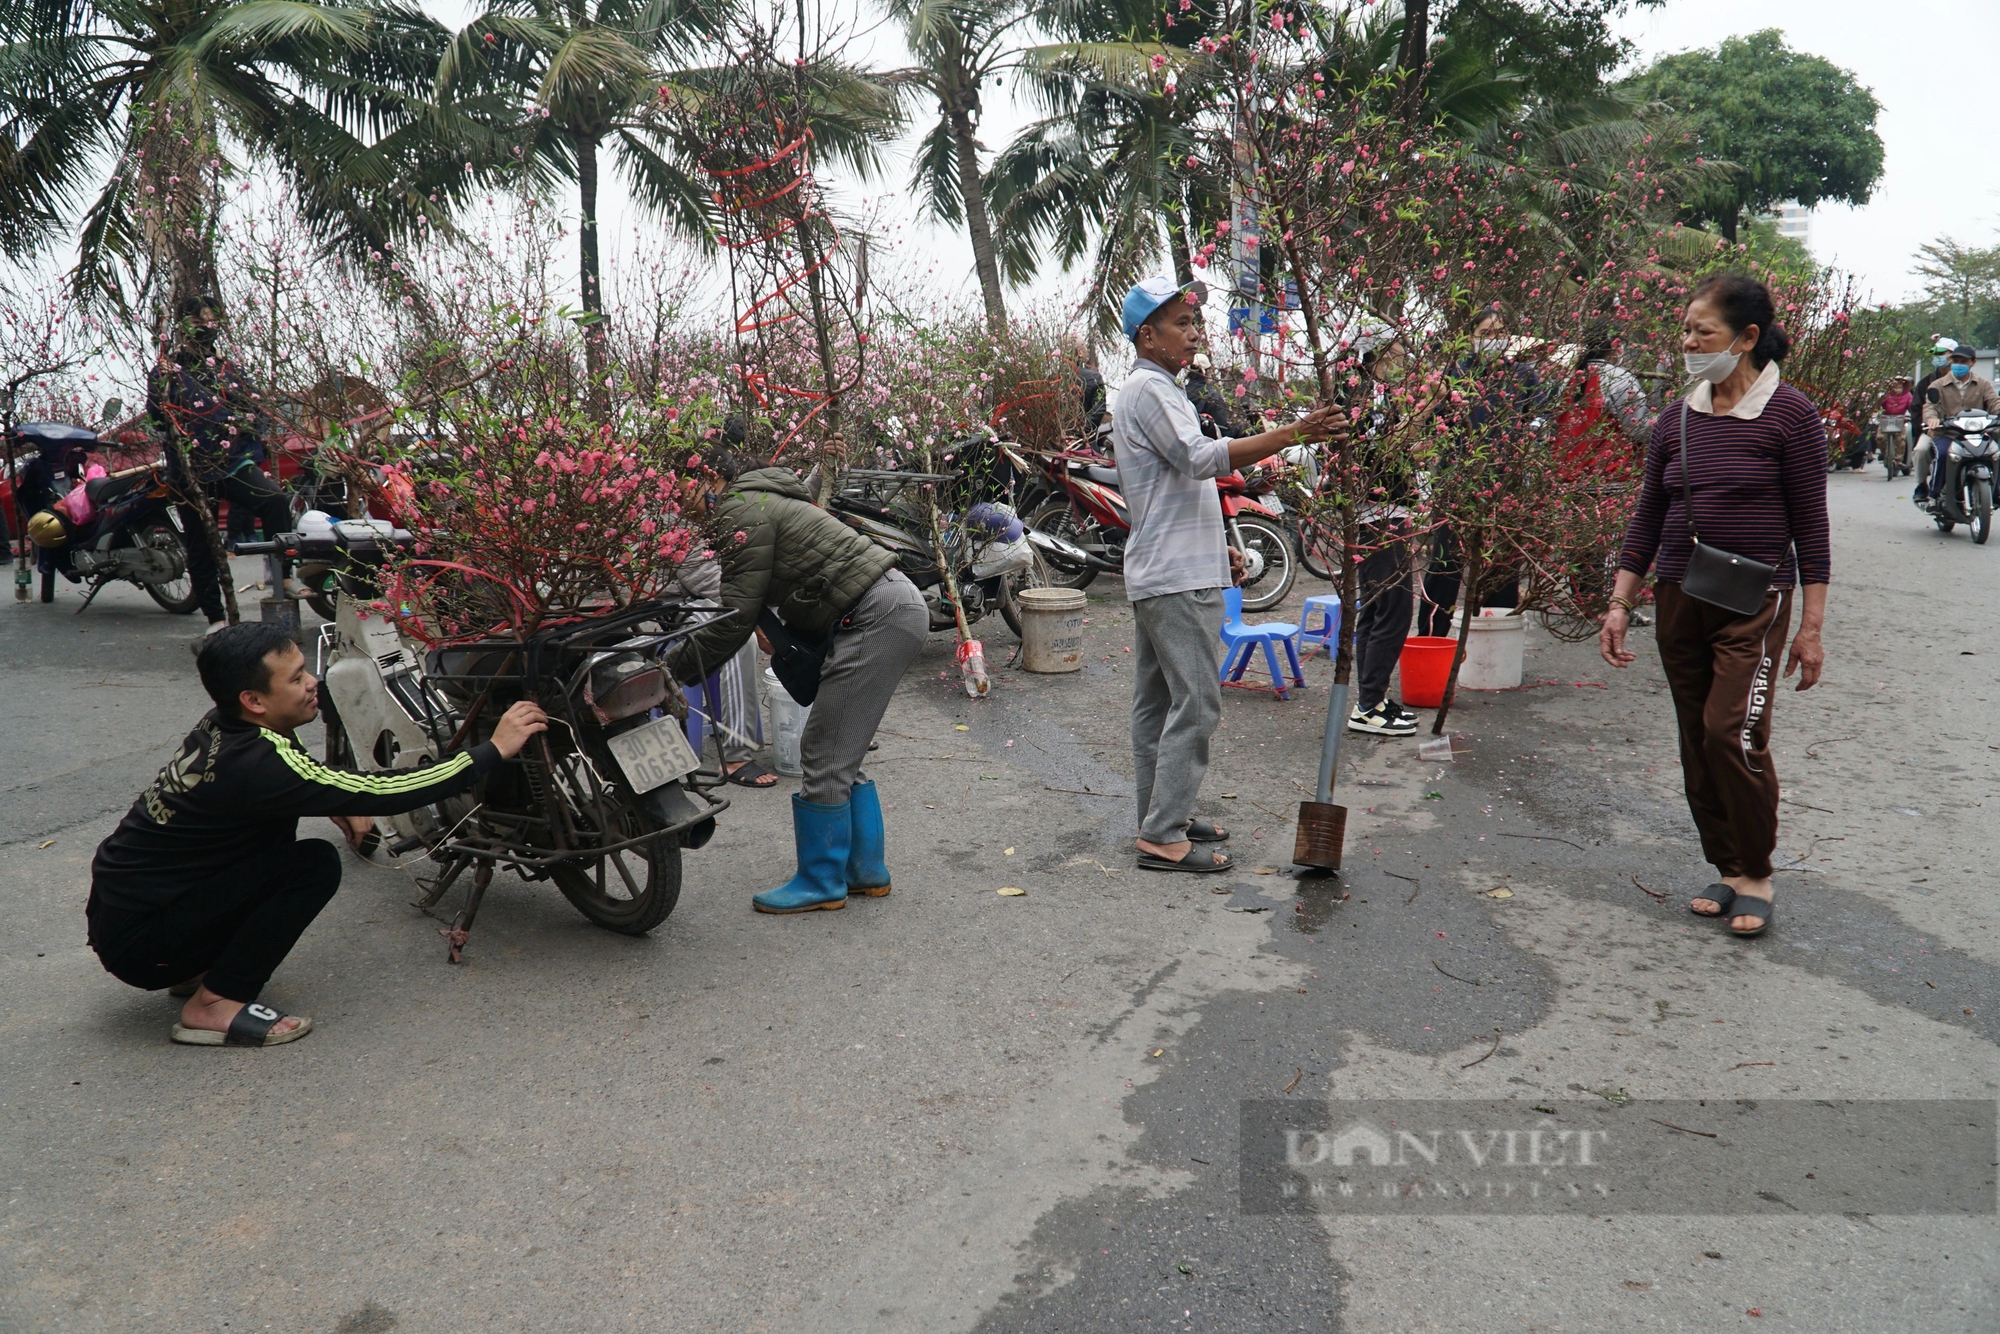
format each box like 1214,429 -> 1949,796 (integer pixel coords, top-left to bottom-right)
1653,582 -> 1793,880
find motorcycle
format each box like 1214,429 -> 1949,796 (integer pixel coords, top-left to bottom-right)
1922,408 -> 1997,544
7,420 -> 201,613
1873,411 -> 1911,479
1020,442 -> 1297,611
829,448 -> 1062,637
248,520 -> 733,961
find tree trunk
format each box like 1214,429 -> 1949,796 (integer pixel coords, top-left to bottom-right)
1397,0 -> 1430,122
1167,195 -> 1197,290
1430,537 -> 1481,734
1718,197 -> 1741,245
948,89 -> 1007,334
574,129 -> 610,418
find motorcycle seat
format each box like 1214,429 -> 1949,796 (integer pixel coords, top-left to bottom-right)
84,472 -> 149,506
1082,464 -> 1122,487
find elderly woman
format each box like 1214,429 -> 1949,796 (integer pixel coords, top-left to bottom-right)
1601,275 -> 1830,938
665,451 -> 928,914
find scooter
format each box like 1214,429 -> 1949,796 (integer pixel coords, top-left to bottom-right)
8,421 -> 201,613
1922,408 -> 1997,544
247,519 -> 732,960
1873,412 -> 1911,479
829,461 -> 1049,637
1020,443 -> 1297,610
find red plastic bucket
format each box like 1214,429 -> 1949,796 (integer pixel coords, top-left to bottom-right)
1398,636 -> 1459,708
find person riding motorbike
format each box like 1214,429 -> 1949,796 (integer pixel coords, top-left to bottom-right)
146,295 -> 301,632
1911,339 -> 1961,501
1917,345 -> 2000,505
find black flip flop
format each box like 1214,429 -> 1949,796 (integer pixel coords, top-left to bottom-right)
1689,883 -> 1736,919
1137,847 -> 1234,874
171,1002 -> 312,1047
1186,820 -> 1229,843
726,761 -> 780,788
1727,892 -> 1774,938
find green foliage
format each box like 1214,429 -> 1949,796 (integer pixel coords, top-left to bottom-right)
1622,29 -> 1884,241
1438,0 -> 1660,106
1911,237 -> 2000,348
0,0 -> 462,309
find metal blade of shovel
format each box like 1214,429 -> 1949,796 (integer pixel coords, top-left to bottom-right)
1293,677 -> 1348,869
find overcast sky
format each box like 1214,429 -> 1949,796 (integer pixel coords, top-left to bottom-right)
476,0 -> 1995,322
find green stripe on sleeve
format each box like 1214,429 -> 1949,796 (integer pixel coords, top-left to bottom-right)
261,728 -> 473,795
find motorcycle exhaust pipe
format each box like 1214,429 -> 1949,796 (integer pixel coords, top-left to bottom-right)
1026,526 -> 1119,572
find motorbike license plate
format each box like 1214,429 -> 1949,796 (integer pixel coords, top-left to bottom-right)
606,716 -> 701,794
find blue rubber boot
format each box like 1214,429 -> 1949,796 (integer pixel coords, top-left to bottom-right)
753,794 -> 851,914
846,778 -> 892,897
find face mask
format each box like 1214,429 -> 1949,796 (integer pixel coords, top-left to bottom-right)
1683,348 -> 1741,384
1934,355 -> 1950,368
1951,363 -> 1972,379
1472,338 -> 1508,356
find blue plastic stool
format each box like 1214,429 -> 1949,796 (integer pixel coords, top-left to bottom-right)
1218,586 -> 1305,700
1298,594 -> 1343,659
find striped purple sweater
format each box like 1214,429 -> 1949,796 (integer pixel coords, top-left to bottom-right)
1618,388 -> 1832,588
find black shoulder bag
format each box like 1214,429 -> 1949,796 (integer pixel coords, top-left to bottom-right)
757,607 -> 834,706
1676,401 -> 1776,617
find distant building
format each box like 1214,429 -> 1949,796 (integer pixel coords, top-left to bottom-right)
1759,202 -> 1811,247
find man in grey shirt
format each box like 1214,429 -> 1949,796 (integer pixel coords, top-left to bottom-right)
1113,276 -> 1340,872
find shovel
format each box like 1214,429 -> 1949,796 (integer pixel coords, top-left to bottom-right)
1293,675 -> 1348,871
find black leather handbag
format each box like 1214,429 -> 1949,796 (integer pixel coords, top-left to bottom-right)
1676,402 -> 1776,617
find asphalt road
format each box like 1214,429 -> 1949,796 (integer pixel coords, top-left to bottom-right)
2,474 -> 1995,1333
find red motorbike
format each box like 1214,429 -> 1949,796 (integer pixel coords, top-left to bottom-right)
1019,442 -> 1297,611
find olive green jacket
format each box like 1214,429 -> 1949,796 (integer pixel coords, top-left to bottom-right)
664,467 -> 897,683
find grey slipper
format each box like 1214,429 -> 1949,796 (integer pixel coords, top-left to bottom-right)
1727,893 -> 1774,938
1137,847 -> 1233,874
1689,884 -> 1736,919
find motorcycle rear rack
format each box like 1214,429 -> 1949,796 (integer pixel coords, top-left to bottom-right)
422,784 -> 730,873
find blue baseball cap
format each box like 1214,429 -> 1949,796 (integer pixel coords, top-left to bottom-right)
1121,276 -> 1208,342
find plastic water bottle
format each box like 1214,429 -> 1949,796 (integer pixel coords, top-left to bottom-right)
957,638 -> 990,698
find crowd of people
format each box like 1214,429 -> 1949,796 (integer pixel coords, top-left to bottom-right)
81,267 -> 1851,1047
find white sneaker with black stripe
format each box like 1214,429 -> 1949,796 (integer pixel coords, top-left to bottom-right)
1348,699 -> 1418,736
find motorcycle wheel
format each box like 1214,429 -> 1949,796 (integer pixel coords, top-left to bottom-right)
998,550 -> 1057,639
1025,500 -> 1100,591
138,525 -> 201,614
1234,517 -> 1297,613
1936,514 -> 1955,534
551,781 -> 684,935
1972,481 -> 1993,546
1295,515 -> 1340,582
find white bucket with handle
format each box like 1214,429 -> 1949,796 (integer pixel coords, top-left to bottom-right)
1458,608 -> 1526,690
1018,587 -> 1087,672
761,666 -> 812,775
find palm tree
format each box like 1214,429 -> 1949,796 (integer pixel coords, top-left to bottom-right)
889,0 -> 1035,333
439,0 -> 900,389
0,0 -> 459,313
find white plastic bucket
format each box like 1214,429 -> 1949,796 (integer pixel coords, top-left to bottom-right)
761,666 -> 812,775
1018,587 -> 1088,673
1458,608 -> 1526,691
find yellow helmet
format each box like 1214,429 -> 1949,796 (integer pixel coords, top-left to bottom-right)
26,509 -> 70,548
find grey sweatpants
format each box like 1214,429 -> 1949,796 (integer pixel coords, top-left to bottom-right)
715,638 -> 760,765
800,569 -> 929,805
1130,587 -> 1224,843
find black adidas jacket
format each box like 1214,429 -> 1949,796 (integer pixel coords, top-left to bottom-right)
89,709 -> 497,914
